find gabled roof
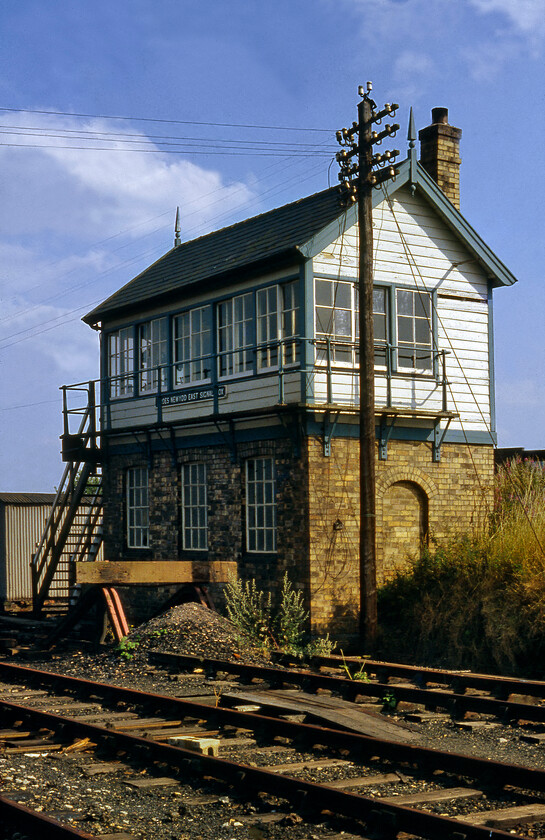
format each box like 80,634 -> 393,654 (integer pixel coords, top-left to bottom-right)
83,187 -> 345,325
84,154 -> 517,327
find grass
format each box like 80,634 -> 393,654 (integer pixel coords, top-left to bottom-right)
377,458 -> 545,676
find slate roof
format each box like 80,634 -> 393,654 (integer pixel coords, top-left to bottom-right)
84,186 -> 345,325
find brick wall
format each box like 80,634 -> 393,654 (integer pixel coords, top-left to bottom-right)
102,434 -> 493,638
306,437 -> 494,637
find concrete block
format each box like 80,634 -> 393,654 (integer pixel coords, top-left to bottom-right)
168,735 -> 220,756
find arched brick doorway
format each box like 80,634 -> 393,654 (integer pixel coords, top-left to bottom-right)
381,480 -> 428,582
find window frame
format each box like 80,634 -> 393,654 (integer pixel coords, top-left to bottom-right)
217,292 -> 254,380
181,462 -> 208,551
314,276 -> 435,376
138,317 -> 168,395
395,288 -> 434,373
107,326 -> 135,399
256,281 -> 299,372
173,305 -> 212,388
245,456 -> 277,554
126,466 -> 150,549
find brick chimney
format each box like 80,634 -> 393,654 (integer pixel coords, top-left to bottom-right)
418,108 -> 462,209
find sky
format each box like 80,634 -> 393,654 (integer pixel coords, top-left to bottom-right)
0,0 -> 544,492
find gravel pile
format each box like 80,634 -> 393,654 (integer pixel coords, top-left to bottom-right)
120,602 -> 269,664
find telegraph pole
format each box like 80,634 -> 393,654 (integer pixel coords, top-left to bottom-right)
336,84 -> 400,650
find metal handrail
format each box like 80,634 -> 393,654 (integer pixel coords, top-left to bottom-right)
61,336 -> 451,431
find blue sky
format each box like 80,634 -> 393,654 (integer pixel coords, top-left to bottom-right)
1,0 -> 544,491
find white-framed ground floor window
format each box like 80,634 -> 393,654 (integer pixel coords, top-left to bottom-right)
182,462 -> 208,550
245,457 -> 276,552
126,466 -> 149,548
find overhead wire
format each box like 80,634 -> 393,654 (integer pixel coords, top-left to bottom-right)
0,105 -> 334,133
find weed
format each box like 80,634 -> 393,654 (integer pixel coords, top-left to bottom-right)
224,578 -> 273,651
224,574 -> 310,656
116,636 -> 140,660
339,651 -> 370,682
304,633 -> 336,658
382,690 -> 397,711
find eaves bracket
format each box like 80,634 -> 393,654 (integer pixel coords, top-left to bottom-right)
379,412 -> 397,461
323,410 -> 340,457
213,418 -> 237,464
433,416 -> 453,463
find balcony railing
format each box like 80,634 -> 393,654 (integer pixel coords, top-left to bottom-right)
62,337 -> 451,437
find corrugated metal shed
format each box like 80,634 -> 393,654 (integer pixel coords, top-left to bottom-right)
0,494 -> 54,603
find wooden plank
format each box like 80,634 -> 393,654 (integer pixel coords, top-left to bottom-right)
383,786 -> 483,805
124,777 -> 179,790
270,757 -> 351,774
221,689 -> 418,742
324,773 -> 400,789
464,804 -> 545,828
75,559 -> 237,585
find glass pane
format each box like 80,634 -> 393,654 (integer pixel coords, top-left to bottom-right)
315,279 -> 332,306
334,309 -> 351,337
415,319 -> 430,344
316,307 -> 331,334
397,289 -> 413,316
334,282 -> 351,309
398,317 -> 413,343
373,287 -> 386,314
415,294 -> 430,318
374,312 -> 386,341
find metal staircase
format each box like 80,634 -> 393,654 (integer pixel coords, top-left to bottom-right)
31,382 -> 103,616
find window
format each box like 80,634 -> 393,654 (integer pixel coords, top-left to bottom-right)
246,457 -> 276,553
256,282 -> 299,371
315,278 -> 433,374
315,278 -> 356,365
127,467 -> 149,548
396,289 -> 432,371
182,463 -> 208,550
217,293 -> 253,378
174,306 -> 212,386
281,281 -> 299,366
108,327 -> 134,399
139,318 -> 168,393
373,286 -> 389,367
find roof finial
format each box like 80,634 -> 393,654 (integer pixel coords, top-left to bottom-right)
408,107 -> 416,150
174,206 -> 181,248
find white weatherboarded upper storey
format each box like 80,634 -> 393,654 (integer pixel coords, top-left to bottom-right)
312,185 -> 494,435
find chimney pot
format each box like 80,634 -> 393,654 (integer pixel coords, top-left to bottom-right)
431,107 -> 449,125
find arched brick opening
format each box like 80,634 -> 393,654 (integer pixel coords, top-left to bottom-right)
377,475 -> 432,584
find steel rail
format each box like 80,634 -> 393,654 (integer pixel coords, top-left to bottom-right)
0,793 -> 97,839
311,656 -> 545,699
148,650 -> 545,723
1,661 -> 545,793
0,696 -> 524,840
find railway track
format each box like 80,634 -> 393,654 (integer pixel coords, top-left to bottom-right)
150,650 -> 545,725
2,660 -> 545,839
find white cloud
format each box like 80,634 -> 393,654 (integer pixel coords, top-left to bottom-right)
392,50 -> 435,101
468,0 -> 545,35
0,114 -> 256,242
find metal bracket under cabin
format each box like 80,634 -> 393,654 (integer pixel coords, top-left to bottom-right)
276,409 -> 303,459
155,427 -> 178,467
213,418 -> 237,463
323,410 -> 341,457
378,412 -> 397,461
433,416 -> 453,463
